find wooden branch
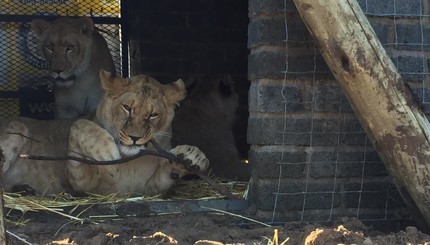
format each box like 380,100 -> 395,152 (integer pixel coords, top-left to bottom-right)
293,0 -> 430,228
6,132 -> 41,142
20,139 -> 178,165
20,149 -> 172,166
0,149 -> 6,245
20,140 -> 237,199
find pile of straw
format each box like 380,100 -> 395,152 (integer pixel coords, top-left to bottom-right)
4,177 -> 248,222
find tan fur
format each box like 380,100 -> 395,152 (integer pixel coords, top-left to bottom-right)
66,71 -> 209,196
31,17 -> 116,118
1,72 -> 209,196
0,118 -> 75,195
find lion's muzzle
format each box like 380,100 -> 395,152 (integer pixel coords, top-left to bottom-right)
53,74 -> 76,87
118,130 -> 152,147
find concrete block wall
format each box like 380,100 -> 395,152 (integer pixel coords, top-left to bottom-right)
247,0 -> 428,226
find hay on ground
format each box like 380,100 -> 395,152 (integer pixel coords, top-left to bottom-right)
4,177 -> 248,222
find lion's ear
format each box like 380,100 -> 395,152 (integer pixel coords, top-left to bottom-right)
30,19 -> 50,37
99,69 -> 112,85
79,17 -> 95,36
164,79 -> 186,106
100,69 -> 130,97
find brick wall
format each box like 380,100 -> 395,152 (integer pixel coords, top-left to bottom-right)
248,0 -> 427,227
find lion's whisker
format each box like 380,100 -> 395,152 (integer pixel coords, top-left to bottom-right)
155,131 -> 172,138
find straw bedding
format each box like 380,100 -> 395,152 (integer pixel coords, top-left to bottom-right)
4,177 -> 248,223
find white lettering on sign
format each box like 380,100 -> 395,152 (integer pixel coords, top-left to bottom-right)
28,102 -> 55,114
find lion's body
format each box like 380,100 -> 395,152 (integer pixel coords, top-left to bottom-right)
1,72 -> 208,196
0,117 -> 75,195
31,17 -> 116,118
172,76 -> 250,180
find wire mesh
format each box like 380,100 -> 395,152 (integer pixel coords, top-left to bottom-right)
0,0 -> 123,119
0,0 -> 120,17
270,0 -> 428,224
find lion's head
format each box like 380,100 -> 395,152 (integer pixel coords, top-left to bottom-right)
96,70 -> 186,156
30,17 -> 96,87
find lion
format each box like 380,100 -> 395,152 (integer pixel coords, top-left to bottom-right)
0,118 -> 75,195
0,71 -> 208,196
30,17 -> 116,119
172,75 -> 250,180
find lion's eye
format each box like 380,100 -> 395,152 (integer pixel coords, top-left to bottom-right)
66,45 -> 75,52
45,45 -> 53,52
122,104 -> 132,113
149,113 -> 159,119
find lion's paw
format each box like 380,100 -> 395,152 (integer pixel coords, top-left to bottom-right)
170,145 -> 209,172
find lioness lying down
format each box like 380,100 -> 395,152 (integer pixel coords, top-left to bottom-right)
0,71 -> 208,196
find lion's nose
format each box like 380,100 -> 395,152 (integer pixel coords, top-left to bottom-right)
52,70 -> 62,75
129,135 -> 140,145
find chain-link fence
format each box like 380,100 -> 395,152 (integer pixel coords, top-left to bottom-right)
0,0 -> 125,119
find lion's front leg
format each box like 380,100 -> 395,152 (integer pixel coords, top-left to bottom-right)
169,145 -> 209,176
67,119 -> 121,194
144,145 -> 209,195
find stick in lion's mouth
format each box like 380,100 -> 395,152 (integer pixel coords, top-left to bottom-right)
18,139 -> 235,199
18,139 -> 184,167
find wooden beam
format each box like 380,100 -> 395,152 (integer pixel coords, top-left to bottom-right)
0,149 -> 6,245
293,0 -> 430,228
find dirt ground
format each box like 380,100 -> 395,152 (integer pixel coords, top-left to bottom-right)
5,211 -> 430,245
3,179 -> 430,245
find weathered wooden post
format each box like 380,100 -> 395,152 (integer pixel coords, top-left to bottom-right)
293,0 -> 430,228
0,148 -> 6,244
